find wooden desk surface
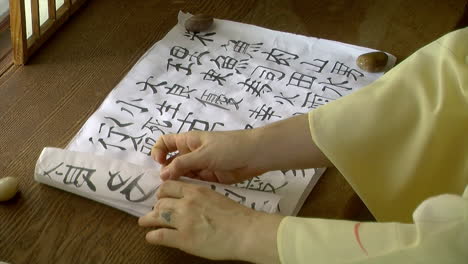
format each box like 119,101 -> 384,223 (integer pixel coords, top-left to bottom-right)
0,0 -> 465,263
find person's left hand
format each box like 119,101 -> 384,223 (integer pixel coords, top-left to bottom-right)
138,180 -> 283,263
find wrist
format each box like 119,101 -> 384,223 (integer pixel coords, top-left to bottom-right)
246,126 -> 275,172
236,211 -> 284,264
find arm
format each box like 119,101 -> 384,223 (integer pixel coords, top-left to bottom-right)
252,114 -> 332,171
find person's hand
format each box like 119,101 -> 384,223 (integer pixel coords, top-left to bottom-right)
151,114 -> 331,184
151,130 -> 265,184
138,180 -> 283,263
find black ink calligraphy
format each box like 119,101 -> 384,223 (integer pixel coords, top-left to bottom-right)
262,48 -> 298,66
195,90 -> 243,110
177,112 -> 224,133
248,104 -> 282,121
136,76 -> 168,94
237,78 -> 272,97
221,40 -> 263,58
183,30 -> 216,46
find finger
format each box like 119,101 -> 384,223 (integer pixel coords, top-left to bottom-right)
197,170 -> 238,184
165,153 -> 178,164
139,198 -> 180,227
146,229 -> 181,249
157,180 -> 206,199
138,210 -> 177,228
151,134 -> 179,164
197,169 -> 220,183
138,211 -> 170,228
159,154 -> 178,181
157,180 -> 186,199
215,171 -> 240,184
175,135 -> 191,155
161,151 -> 208,180
166,154 -> 197,179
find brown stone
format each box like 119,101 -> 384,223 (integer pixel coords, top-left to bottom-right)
356,51 -> 389,72
184,14 -> 214,32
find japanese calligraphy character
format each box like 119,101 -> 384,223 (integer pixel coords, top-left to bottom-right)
116,99 -> 148,117
176,112 -> 224,133
274,92 -> 300,106
221,40 -> 263,58
63,165 -> 97,191
251,66 -> 285,81
200,69 -> 233,86
98,127 -> 147,151
170,46 -> 209,65
141,117 -> 172,135
155,100 -> 181,119
44,163 -> 97,192
183,30 -> 216,46
262,48 -> 298,66
140,137 -> 156,156
235,176 -> 288,193
164,84 -> 197,99
210,56 -> 249,74
195,90 -> 243,111
300,59 -> 329,73
167,58 -> 194,75
211,55 -> 237,69
114,172 -> 159,203
248,104 -> 282,121
104,117 -> 133,128
136,76 -> 167,94
319,77 -> 352,96
43,162 -> 64,179
237,78 -> 272,97
170,46 -> 189,59
301,92 -> 333,109
107,171 -> 131,191
287,72 -> 316,90
96,138 -> 126,151
331,61 -> 364,81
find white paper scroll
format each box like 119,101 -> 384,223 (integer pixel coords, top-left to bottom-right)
34,147 -> 281,216
64,11 -> 395,216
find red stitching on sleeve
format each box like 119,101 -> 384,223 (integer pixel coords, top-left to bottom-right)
354,222 -> 368,255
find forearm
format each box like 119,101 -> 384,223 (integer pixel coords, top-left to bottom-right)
250,114 -> 332,172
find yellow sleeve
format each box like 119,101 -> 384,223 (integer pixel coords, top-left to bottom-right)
309,28 -> 468,223
277,186 -> 468,264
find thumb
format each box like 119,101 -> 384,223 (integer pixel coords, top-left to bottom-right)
161,151 -> 207,180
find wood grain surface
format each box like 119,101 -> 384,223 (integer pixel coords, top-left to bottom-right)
0,0 -> 466,263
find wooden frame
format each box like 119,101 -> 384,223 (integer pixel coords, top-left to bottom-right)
9,0 -> 87,65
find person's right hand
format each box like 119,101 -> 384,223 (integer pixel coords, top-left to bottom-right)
151,130 -> 265,184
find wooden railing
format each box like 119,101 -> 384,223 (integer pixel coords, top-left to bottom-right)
9,0 -> 87,65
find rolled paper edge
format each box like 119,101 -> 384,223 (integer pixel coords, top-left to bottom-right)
34,147 -> 282,216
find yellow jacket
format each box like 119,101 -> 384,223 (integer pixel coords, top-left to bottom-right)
277,28 -> 468,263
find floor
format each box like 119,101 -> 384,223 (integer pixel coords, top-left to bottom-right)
0,0 -> 466,263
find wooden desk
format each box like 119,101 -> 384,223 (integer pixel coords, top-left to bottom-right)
0,0 -> 465,263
